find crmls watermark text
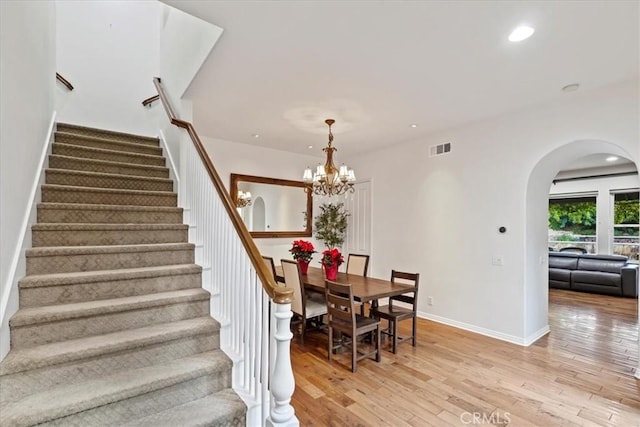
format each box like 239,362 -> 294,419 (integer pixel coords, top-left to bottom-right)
460,411 -> 511,425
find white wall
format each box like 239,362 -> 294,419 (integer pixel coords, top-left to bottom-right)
351,79 -> 639,345
202,136 -> 324,265
156,4 -> 222,167
0,0 -> 56,359
55,0 -> 160,136
549,173 -> 639,255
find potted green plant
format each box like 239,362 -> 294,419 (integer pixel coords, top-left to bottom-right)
314,203 -> 349,249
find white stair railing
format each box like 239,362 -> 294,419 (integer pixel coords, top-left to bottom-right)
152,77 -> 297,427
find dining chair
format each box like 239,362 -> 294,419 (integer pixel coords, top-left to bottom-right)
281,259 -> 327,344
346,254 -> 370,315
325,280 -> 381,373
346,254 -> 370,276
370,270 -> 419,354
262,255 -> 283,285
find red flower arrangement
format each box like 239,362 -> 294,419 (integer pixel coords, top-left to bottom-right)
320,248 -> 344,267
289,240 -> 316,262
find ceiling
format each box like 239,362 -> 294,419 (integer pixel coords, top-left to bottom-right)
163,0 -> 639,165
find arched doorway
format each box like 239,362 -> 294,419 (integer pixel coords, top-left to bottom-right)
525,139 -> 639,378
252,197 -> 266,231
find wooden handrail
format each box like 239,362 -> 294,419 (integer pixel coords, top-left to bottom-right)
152,77 -> 292,304
56,73 -> 74,91
142,94 -> 160,107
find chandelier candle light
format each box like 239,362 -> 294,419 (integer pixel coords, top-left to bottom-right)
236,190 -> 252,208
303,119 -> 356,197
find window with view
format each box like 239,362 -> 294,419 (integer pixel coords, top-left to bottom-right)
548,196 -> 597,253
612,191 -> 639,262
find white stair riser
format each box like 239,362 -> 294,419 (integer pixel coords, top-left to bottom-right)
11,299 -> 210,348
20,271 -> 201,307
0,333 -> 219,404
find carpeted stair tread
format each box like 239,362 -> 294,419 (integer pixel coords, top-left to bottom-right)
32,223 -> 188,232
0,317 -> 219,376
122,389 -> 246,427
25,242 -> 194,275
42,184 -> 177,207
55,132 -> 163,155
49,154 -> 170,178
0,351 -> 230,427
26,242 -> 194,258
18,264 -> 202,307
19,264 -> 201,288
57,123 -> 160,146
37,202 -> 183,224
52,143 -> 166,167
9,288 -> 210,327
32,223 -> 188,247
45,169 -> 174,192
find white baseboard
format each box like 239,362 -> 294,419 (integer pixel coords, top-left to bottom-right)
524,325 -> 550,346
417,310 -> 548,347
0,111 -> 57,360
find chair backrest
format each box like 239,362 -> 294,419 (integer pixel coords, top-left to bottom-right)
281,259 -> 305,316
262,256 -> 277,282
389,270 -> 420,309
325,280 -> 356,329
346,254 -> 369,276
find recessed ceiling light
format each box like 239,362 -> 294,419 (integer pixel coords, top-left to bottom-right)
308,145 -> 313,149
562,83 -> 580,92
508,26 -> 535,42
252,134 -> 260,138
606,156 -> 619,162
409,124 -> 418,128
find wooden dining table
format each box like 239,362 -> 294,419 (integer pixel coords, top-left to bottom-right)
275,265 -> 415,306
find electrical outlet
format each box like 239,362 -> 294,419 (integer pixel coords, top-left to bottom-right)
427,296 -> 433,306
492,255 -> 504,266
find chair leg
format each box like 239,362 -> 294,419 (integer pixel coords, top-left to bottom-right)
300,320 -> 305,345
412,315 -> 417,347
352,334 -> 357,373
328,326 -> 333,361
375,325 -> 381,362
392,320 -> 398,354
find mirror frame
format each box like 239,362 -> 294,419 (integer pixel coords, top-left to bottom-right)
230,173 -> 312,238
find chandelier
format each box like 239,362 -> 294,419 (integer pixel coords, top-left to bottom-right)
236,190 -> 252,208
303,119 -> 356,196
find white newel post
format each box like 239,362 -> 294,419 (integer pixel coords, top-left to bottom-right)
267,302 -> 299,427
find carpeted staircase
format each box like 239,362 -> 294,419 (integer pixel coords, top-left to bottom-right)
0,124 -> 246,426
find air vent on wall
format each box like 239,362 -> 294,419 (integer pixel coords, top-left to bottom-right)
429,142 -> 451,157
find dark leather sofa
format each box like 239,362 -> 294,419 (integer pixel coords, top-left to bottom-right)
549,252 -> 638,297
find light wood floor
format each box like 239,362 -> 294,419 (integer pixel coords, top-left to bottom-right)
290,289 -> 639,426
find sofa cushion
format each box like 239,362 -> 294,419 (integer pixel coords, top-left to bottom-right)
549,267 -> 571,283
571,282 -> 622,296
548,253 -> 579,269
572,270 -> 621,288
577,254 -> 627,273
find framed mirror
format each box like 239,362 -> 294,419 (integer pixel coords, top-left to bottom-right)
230,173 -> 312,238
